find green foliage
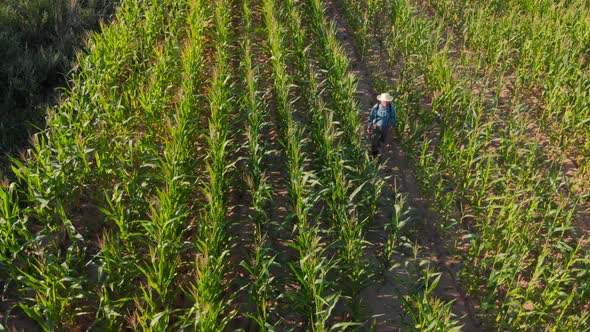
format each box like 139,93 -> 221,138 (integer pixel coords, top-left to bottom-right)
3,0 -> 588,330
339,0 -> 590,329
401,258 -> 462,332
0,0 -> 115,155
239,0 -> 276,328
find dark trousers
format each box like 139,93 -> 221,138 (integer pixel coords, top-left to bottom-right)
371,125 -> 387,157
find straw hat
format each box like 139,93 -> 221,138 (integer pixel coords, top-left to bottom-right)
377,93 -> 393,102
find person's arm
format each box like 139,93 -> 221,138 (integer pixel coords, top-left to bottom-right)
368,105 -> 377,127
391,104 -> 397,129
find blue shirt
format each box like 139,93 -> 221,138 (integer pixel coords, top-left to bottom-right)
368,103 -> 396,128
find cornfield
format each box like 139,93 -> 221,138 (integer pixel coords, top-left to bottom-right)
1,0 -> 588,331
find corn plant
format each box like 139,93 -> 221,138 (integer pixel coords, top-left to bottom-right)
282,0 -> 307,75
181,0 -> 238,330
17,252 -> 90,331
339,0 -> 590,329
239,0 -> 276,329
2,0 -> 588,329
424,0 -> 590,181
4,0 -> 184,328
400,256 -> 462,332
262,0 -> 344,329
131,4 -> 208,329
304,0 -> 385,222
301,0 -> 391,321
0,183 -> 29,279
305,0 -> 364,162
310,97 -> 370,320
383,185 -> 411,264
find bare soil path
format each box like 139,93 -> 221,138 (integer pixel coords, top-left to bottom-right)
323,0 -> 483,330
0,301 -> 41,332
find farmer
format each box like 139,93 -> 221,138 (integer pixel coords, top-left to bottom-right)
367,92 -> 396,158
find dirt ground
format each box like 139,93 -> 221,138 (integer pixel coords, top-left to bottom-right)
0,301 -> 41,332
